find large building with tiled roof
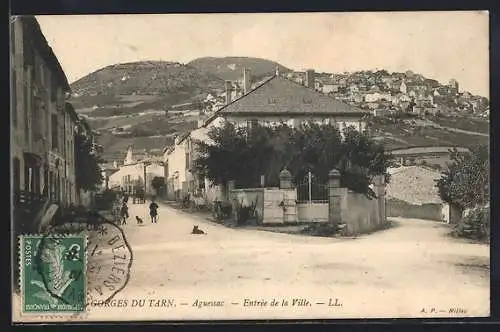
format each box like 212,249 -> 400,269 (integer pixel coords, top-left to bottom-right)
203,69 -> 369,132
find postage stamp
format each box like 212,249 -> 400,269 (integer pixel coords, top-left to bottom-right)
19,234 -> 87,313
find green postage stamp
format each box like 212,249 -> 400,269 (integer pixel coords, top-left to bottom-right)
19,234 -> 87,313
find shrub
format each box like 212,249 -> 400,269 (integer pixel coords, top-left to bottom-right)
456,205 -> 490,242
233,197 -> 259,225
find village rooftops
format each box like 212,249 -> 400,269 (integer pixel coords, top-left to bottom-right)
202,74 -> 368,127
119,157 -> 163,168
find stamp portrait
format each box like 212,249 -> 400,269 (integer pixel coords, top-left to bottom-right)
20,234 -> 86,313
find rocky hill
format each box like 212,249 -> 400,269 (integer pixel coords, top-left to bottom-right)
187,56 -> 291,81
71,61 -> 224,97
70,61 -> 227,163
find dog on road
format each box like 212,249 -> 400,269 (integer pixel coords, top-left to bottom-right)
191,225 -> 206,235
136,216 -> 144,225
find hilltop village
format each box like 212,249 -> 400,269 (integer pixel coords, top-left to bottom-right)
202,69 -> 489,118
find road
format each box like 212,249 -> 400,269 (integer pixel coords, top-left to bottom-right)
13,201 -> 489,321
431,123 -> 489,137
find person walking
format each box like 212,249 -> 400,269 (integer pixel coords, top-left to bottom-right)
120,200 -> 129,225
149,197 -> 159,223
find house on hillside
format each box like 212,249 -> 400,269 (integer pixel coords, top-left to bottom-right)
163,68 -> 369,203
386,165 -> 451,222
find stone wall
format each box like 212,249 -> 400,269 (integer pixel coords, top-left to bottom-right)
387,198 -> 446,221
262,188 -> 286,224
296,203 -> 329,223
329,171 -> 388,236
228,187 -> 299,224
229,188 -> 265,223
340,189 -> 386,235
225,169 -> 389,234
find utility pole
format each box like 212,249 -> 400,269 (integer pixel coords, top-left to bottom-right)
308,170 -> 312,203
143,161 -> 151,195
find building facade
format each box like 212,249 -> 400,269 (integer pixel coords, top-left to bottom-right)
11,16 -> 79,206
108,146 -> 165,195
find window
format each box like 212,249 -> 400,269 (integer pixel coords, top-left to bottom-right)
246,119 -> 258,131
12,157 -> 20,192
39,62 -> 45,87
23,156 -> 40,194
51,114 -> 58,150
32,97 -> 41,139
10,25 -> 15,54
24,69 -> 30,142
50,75 -> 57,102
11,69 -> 17,126
43,168 -> 48,195
185,152 -> 190,170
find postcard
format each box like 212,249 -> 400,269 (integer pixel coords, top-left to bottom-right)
11,11 -> 490,322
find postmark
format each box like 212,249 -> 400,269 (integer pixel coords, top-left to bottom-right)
17,212 -> 133,319
20,234 -> 86,313
41,215 -> 133,308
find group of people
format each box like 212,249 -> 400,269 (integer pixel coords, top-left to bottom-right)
116,192 -> 159,225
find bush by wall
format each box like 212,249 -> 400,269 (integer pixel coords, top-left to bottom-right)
456,205 -> 490,243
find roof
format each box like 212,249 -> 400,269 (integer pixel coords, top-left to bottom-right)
19,16 -> 70,93
386,166 -> 442,204
203,75 -> 367,127
390,146 -> 470,156
121,158 -> 163,168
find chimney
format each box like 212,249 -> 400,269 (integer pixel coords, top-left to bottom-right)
243,68 -> 252,95
113,160 -> 118,169
305,69 -> 315,89
225,81 -> 232,105
275,66 -> 280,76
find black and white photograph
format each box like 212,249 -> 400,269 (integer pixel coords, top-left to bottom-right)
11,12 -> 490,322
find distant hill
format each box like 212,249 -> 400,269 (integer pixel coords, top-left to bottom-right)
69,61 -> 224,162
188,56 -> 291,81
71,61 -> 224,98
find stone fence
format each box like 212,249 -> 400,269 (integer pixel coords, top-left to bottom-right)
227,168 -> 388,236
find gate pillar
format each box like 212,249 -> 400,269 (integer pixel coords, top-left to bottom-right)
279,169 -> 292,189
328,169 -> 342,229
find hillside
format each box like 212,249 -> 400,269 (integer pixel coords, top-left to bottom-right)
188,56 -> 291,81
71,61 -> 224,97
70,61 -> 226,162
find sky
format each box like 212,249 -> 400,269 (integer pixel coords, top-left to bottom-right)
36,12 -> 489,97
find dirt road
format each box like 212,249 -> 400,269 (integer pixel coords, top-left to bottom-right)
13,201 -> 489,321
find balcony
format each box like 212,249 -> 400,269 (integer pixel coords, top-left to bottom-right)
48,150 -> 65,168
13,190 -> 49,234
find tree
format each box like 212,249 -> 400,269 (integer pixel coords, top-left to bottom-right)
194,122 -> 256,189
151,176 -> 165,195
338,126 -> 392,197
436,145 -> 489,210
74,128 -> 103,192
194,121 -> 392,198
